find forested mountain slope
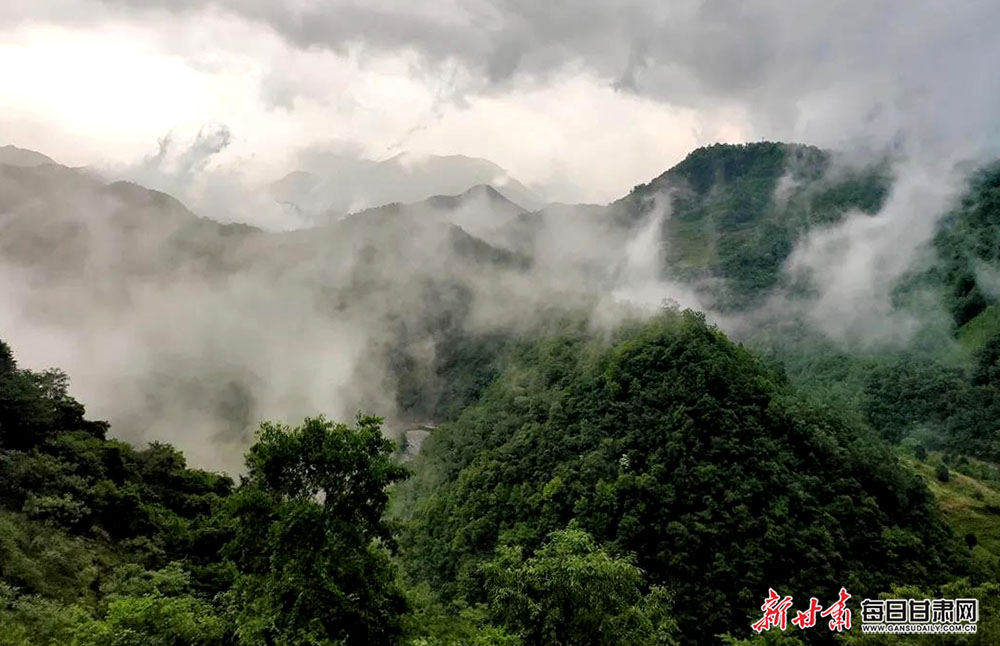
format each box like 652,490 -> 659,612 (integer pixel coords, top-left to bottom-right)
608,142 -> 891,309
6,138 -> 1000,643
5,309 -> 999,645
393,309 -> 971,645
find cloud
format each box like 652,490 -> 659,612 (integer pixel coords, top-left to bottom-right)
0,4 -> 744,203
95,124 -> 323,230
0,153 -> 687,469
2,0 -> 1000,468
35,2 -> 979,156
132,124 -> 231,187
2,2 -> 993,136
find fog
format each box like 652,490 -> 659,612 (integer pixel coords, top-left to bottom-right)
0,146 -> 696,469
1,137 -> 995,470
2,1 -> 999,469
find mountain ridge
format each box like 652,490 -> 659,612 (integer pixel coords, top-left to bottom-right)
0,144 -> 57,168
269,151 -> 543,219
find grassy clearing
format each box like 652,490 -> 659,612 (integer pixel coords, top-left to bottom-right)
957,304 -> 1000,354
903,454 -> 1000,559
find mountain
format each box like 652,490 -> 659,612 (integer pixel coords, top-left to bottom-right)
334,183 -> 529,246
457,142 -> 895,314
392,309 -> 962,644
5,139 -> 1000,467
0,154 -> 541,463
0,154 -> 530,292
5,140 -> 1000,644
604,142 -> 891,309
898,161 -> 1000,342
0,144 -> 57,167
0,161 -> 259,281
424,183 -> 524,212
268,152 -> 543,219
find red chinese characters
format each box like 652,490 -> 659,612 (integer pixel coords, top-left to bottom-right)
821,588 -> 853,632
752,588 -> 794,633
791,597 -> 822,629
753,587 -> 853,633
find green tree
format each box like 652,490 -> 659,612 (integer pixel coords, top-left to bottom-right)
398,310 -> 957,644
225,414 -> 409,646
480,528 -> 678,646
73,563 -> 228,646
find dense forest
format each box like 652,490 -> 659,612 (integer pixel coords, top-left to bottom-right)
3,307 -> 1000,644
0,336 -> 409,645
4,142 -> 1000,645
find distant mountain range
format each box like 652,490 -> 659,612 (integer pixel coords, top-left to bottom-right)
268,151 -> 544,221
0,146 -> 544,461
3,139 -> 998,468
0,140 -> 983,325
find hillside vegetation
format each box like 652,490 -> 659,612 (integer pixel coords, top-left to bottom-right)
393,310 -> 974,645
612,142 -> 891,308
5,141 -> 1000,645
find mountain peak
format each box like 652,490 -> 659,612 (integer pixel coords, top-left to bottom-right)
641,141 -> 828,195
423,184 -> 526,213
461,183 -> 512,202
0,145 -> 58,168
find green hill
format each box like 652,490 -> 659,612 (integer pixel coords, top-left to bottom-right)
897,162 -> 1000,347
610,142 -> 891,308
394,309 -> 964,645
7,141 -> 1000,644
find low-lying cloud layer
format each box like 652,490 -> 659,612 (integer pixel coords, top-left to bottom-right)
784,159 -> 962,345
0,149 -> 703,469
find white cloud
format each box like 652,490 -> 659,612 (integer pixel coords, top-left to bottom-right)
0,6 -> 752,204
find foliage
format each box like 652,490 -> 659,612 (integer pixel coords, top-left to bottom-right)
397,309 -> 959,645
400,584 -> 522,646
224,415 -> 409,646
71,563 -> 229,646
6,147 -> 1000,644
614,143 -> 891,309
851,334 -> 1000,460
480,528 -> 678,646
0,336 -> 414,646
918,163 -> 1000,331
906,455 -> 1000,574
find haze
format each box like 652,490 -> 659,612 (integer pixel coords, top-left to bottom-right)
2,1 -> 999,469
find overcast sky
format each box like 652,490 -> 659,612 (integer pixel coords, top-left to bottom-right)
1,1 -> 998,203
